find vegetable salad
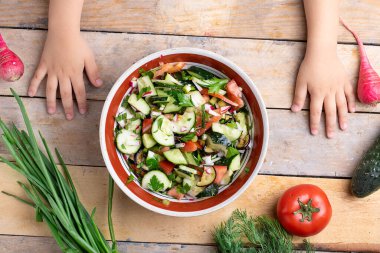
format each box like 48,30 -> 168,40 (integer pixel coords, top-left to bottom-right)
114,62 -> 252,200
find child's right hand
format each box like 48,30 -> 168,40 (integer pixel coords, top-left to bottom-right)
291,49 -> 356,138
28,30 -> 103,120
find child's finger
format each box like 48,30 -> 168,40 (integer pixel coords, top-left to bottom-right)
324,96 -> 337,138
72,75 -> 87,115
336,91 -> 348,131
59,77 -> 74,120
29,63 -> 47,97
46,74 -> 58,115
84,52 -> 103,87
291,76 -> 307,112
309,96 -> 323,135
344,82 -> 356,113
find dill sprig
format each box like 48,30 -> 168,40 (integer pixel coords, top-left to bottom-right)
214,209 -> 314,253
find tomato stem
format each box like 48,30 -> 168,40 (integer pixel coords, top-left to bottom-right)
293,198 -> 320,222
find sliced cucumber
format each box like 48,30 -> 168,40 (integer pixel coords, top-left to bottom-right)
189,91 -> 206,108
174,165 -> 197,180
163,102 -> 182,113
183,178 -> 196,188
137,76 -> 157,97
128,94 -> 150,115
183,152 -> 200,166
151,115 -> 175,146
141,170 -> 171,192
116,129 -> 141,154
125,118 -> 141,132
165,73 -> 182,85
228,154 -> 241,174
212,122 -> 242,141
142,133 -> 157,148
197,167 -> 216,187
163,149 -> 188,165
171,111 -> 196,134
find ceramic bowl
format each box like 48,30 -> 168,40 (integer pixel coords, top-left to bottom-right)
99,48 -> 269,217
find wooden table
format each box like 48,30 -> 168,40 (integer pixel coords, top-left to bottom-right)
1,1 -> 380,252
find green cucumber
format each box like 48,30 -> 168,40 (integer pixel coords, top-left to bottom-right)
165,73 -> 182,85
116,129 -> 141,154
128,94 -> 150,115
189,91 -> 206,108
212,122 -> 242,141
141,170 -> 171,192
142,133 -> 157,148
171,111 -> 195,134
163,102 -> 182,113
137,75 -> 157,97
351,135 -> 380,197
228,154 -> 241,174
183,152 -> 200,166
174,165 -> 198,180
163,149 -> 188,165
151,115 -> 175,146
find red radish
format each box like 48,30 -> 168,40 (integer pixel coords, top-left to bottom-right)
0,34 -> 24,82
340,18 -> 380,105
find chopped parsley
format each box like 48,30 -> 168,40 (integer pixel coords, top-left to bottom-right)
139,68 -> 154,79
166,90 -> 193,107
177,183 -> 191,194
167,173 -> 176,181
244,167 -> 250,173
115,113 -> 128,122
148,175 -> 164,192
226,147 -> 239,159
137,86 -> 151,100
146,157 -> 160,170
126,174 -> 135,184
208,79 -> 228,93
181,133 -> 196,142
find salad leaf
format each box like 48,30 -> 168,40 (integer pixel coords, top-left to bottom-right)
177,183 -> 191,194
148,175 -> 164,192
139,68 -> 154,79
166,90 -> 193,107
126,174 -> 135,184
146,157 -> 160,170
181,133 -> 196,142
226,147 -> 239,159
137,86 -> 151,100
187,66 -> 215,79
208,79 -> 228,94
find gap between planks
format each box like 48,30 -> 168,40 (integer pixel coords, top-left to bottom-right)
0,164 -> 379,252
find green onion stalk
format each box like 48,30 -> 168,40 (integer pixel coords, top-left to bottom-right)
0,89 -> 118,253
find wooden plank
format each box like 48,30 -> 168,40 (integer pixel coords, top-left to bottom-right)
1,28 -> 380,113
0,235 -> 338,253
1,0 -> 380,44
0,164 -> 379,252
0,97 -> 379,177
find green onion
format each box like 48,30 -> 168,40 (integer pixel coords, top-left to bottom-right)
0,89 -> 117,253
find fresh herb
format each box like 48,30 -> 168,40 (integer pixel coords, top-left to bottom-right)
137,86 -> 151,100
187,66 -> 215,79
181,133 -> 196,142
167,173 -> 176,181
214,210 -> 314,253
121,143 -> 126,150
115,113 -> 128,122
146,157 -> 160,170
244,167 -> 250,173
201,104 -> 206,128
226,147 -> 239,159
227,121 -> 238,129
177,183 -> 191,194
208,79 -> 228,94
139,68 -> 154,79
126,174 -> 135,184
121,96 -> 130,108
148,175 -> 164,192
166,90 -> 193,107
0,89 -> 117,253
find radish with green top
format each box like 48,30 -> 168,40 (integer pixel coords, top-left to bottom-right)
0,34 -> 24,82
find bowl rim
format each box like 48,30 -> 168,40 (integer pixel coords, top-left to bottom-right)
99,47 -> 269,217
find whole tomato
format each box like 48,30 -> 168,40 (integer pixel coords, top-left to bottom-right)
276,184 -> 332,237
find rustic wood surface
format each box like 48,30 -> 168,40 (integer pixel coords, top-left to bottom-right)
1,0 -> 380,44
0,164 -> 379,252
2,28 -> 380,114
1,0 -> 380,252
0,97 -> 379,178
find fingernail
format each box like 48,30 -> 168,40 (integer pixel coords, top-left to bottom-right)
47,107 -> 55,114
28,90 -> 34,97
311,129 -> 318,135
291,104 -> 300,112
79,108 -> 87,115
327,132 -> 334,138
96,79 -> 103,86
342,123 -> 347,130
66,113 -> 73,120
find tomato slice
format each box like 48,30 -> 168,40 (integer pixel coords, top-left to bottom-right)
142,118 -> 153,134
167,187 -> 184,200
213,165 -> 228,185
226,80 -> 244,109
182,141 -> 198,152
159,160 -> 175,175
209,93 -> 239,107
